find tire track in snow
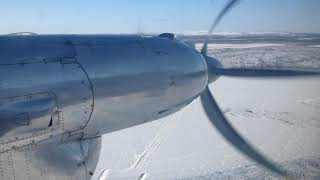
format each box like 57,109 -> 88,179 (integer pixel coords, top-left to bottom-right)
130,105 -> 191,170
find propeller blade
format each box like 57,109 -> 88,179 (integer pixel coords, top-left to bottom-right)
200,86 -> 288,176
200,0 -> 240,55
209,68 -> 320,77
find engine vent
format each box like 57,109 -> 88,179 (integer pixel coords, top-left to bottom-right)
158,33 -> 175,39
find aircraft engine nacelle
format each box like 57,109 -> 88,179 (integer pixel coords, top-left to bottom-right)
0,34 -> 208,141
71,35 -> 208,137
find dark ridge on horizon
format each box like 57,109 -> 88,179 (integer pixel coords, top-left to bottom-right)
177,33 -> 320,44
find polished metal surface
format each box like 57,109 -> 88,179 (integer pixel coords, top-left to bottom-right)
70,35 -> 208,137
0,135 -> 101,180
0,34 -> 208,179
0,92 -> 57,141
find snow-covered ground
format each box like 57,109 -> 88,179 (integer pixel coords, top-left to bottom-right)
93,36 -> 320,180
207,44 -> 320,71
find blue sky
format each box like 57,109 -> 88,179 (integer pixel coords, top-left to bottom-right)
0,0 -> 319,34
